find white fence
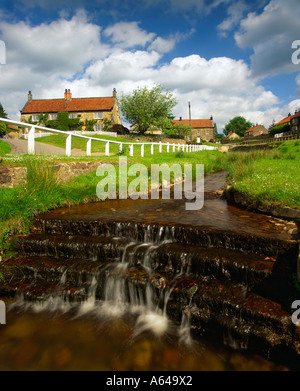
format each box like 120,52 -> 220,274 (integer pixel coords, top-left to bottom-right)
21,130 -> 118,139
0,118 -> 216,157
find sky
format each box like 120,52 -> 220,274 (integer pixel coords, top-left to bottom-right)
0,0 -> 300,133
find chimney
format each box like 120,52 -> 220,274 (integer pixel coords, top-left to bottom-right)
113,88 -> 117,98
64,89 -> 72,100
188,101 -> 191,127
210,115 -> 213,121
179,116 -> 182,121
28,91 -> 32,101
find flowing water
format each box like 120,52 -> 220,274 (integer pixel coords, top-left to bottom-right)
0,172 -> 299,371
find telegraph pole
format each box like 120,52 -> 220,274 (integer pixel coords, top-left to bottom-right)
188,101 -> 191,127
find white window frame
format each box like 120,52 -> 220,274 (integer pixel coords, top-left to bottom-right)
69,113 -> 77,119
50,113 -> 57,120
32,114 -> 39,122
94,112 -> 103,119
206,129 -> 210,135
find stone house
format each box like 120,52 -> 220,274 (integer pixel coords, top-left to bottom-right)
290,110 -> 300,133
244,124 -> 268,139
226,131 -> 240,140
20,89 -> 122,131
172,117 -> 215,143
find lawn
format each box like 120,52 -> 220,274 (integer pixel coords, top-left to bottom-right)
0,139 -> 11,156
226,141 -> 300,209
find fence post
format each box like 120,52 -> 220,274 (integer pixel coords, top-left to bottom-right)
177,144 -> 180,151
119,143 -> 123,154
167,143 -> 170,153
151,143 -> 154,155
66,134 -> 72,156
105,141 -> 110,156
141,144 -> 144,157
28,126 -> 35,154
159,142 -> 162,153
129,144 -> 133,156
173,143 -> 175,152
86,139 -> 91,156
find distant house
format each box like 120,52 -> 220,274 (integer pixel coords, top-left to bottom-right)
274,113 -> 293,127
20,89 -> 122,131
244,125 -> 268,139
290,110 -> 300,133
226,131 -> 240,140
172,117 -> 215,143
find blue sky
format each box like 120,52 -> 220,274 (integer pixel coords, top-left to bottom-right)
0,0 -> 300,132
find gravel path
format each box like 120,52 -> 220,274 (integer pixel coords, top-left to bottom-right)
3,139 -> 85,156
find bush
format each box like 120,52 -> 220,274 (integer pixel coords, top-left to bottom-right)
0,123 -> 7,138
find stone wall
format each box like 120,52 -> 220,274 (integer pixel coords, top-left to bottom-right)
0,161 -> 102,188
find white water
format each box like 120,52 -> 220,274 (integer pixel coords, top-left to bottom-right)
10,237 -> 193,345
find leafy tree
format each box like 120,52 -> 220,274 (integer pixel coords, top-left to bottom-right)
0,123 -> 7,137
269,123 -> 290,135
0,103 -> 8,137
119,84 -> 178,134
172,123 -> 192,139
224,116 -> 253,137
0,102 -> 8,119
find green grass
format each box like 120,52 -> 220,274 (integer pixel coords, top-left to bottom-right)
225,142 -> 300,209
0,140 -> 11,156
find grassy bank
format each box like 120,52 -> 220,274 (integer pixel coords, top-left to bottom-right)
226,141 -> 300,209
0,140 -> 11,156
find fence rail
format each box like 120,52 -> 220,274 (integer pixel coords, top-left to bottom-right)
0,118 -> 216,157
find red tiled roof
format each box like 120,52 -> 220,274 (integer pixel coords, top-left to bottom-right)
21,97 -> 115,114
244,125 -> 259,134
291,111 -> 300,119
275,116 -> 293,126
172,119 -> 214,128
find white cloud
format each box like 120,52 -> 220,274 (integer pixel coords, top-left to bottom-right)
217,0 -> 248,37
148,29 -> 196,53
235,0 -> 300,77
0,9 -> 107,77
103,21 -> 155,49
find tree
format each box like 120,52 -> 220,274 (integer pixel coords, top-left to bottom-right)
269,123 -> 290,135
119,84 -> 178,134
0,102 -> 8,119
224,116 -> 253,137
0,103 -> 8,137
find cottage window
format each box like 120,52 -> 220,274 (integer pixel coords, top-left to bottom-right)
197,130 -> 200,135
206,136 -> 210,141
206,129 -> 210,135
94,112 -> 103,119
69,113 -> 77,119
32,115 -> 39,122
94,124 -> 103,131
50,113 -> 57,120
